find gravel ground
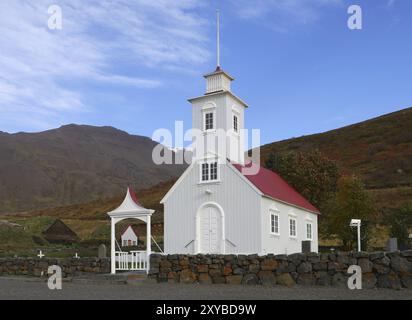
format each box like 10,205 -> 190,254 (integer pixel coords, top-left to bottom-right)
0,277 -> 411,300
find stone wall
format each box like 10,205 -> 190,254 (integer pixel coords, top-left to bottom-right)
0,258 -> 110,277
149,251 -> 412,289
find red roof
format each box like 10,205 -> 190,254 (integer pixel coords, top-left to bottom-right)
232,163 -> 320,214
128,186 -> 141,206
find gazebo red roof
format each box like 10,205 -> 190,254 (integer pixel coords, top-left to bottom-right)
127,186 -> 141,206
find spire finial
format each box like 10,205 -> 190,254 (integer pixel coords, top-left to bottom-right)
216,9 -> 220,69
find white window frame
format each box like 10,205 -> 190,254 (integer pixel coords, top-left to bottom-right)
202,108 -> 216,132
289,217 -> 297,238
210,161 -> 218,181
204,112 -> 214,131
201,162 -> 209,182
199,160 -> 219,183
306,222 -> 313,240
233,114 -> 238,133
270,210 -> 280,236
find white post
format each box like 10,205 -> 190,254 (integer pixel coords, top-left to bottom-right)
350,219 -> 362,253
111,217 -> 116,274
146,215 -> 151,273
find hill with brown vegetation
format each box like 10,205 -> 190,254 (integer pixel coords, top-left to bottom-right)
0,180 -> 174,254
5,179 -> 175,223
5,107 -> 412,221
0,124 -> 186,215
259,107 -> 412,210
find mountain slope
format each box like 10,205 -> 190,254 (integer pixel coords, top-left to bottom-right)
259,107 -> 412,208
0,124 -> 186,214
1,107 -> 411,216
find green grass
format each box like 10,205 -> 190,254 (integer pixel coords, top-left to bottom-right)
0,214 -> 164,257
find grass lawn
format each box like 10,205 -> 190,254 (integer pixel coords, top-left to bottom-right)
0,215 -> 164,258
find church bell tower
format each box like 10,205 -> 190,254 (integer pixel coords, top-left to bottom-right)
188,11 -> 248,168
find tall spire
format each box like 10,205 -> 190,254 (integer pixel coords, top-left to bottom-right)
216,9 -> 220,69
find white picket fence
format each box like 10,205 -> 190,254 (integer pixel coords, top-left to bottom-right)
115,251 -> 147,271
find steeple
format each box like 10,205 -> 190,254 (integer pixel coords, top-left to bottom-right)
204,10 -> 234,94
189,10 -> 247,165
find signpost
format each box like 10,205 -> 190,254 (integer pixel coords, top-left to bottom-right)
350,219 -> 362,252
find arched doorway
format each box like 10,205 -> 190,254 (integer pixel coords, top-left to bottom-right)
196,202 -> 225,254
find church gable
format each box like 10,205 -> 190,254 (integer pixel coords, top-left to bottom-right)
161,160 -> 261,206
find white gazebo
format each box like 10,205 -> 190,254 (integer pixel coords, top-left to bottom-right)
107,187 -> 154,274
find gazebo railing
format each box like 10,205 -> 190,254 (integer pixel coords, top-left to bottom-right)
115,251 -> 147,271
130,251 -> 147,271
115,251 -> 129,271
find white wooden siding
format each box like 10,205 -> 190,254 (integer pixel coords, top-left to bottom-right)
260,197 -> 319,255
190,93 -> 246,164
164,162 -> 261,254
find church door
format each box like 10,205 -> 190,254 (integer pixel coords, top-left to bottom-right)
199,205 -> 222,254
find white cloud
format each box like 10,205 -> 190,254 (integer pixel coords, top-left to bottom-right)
0,0 -> 210,131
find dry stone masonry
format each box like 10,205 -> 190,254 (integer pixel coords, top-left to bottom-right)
149,251 -> 412,289
1,251 -> 411,290
0,258 -> 110,277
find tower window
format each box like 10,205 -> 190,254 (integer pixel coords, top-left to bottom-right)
205,112 -> 214,131
233,115 -> 238,133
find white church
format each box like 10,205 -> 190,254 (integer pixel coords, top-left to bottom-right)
161,17 -> 320,256
107,15 -> 320,274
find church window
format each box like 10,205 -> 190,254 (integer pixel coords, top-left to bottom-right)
200,161 -> 218,182
306,223 -> 313,240
289,218 -> 297,238
210,162 -> 218,181
270,210 -> 280,235
205,112 -> 214,130
233,115 -> 238,133
201,163 -> 209,181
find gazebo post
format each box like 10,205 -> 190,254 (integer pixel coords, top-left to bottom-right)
146,214 -> 151,273
111,217 -> 116,274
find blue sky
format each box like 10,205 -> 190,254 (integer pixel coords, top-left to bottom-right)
0,0 -> 411,146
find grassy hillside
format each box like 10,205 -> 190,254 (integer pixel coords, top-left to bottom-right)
0,180 -> 174,256
259,107 -> 412,210
0,124 -> 185,214
9,179 -> 176,222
